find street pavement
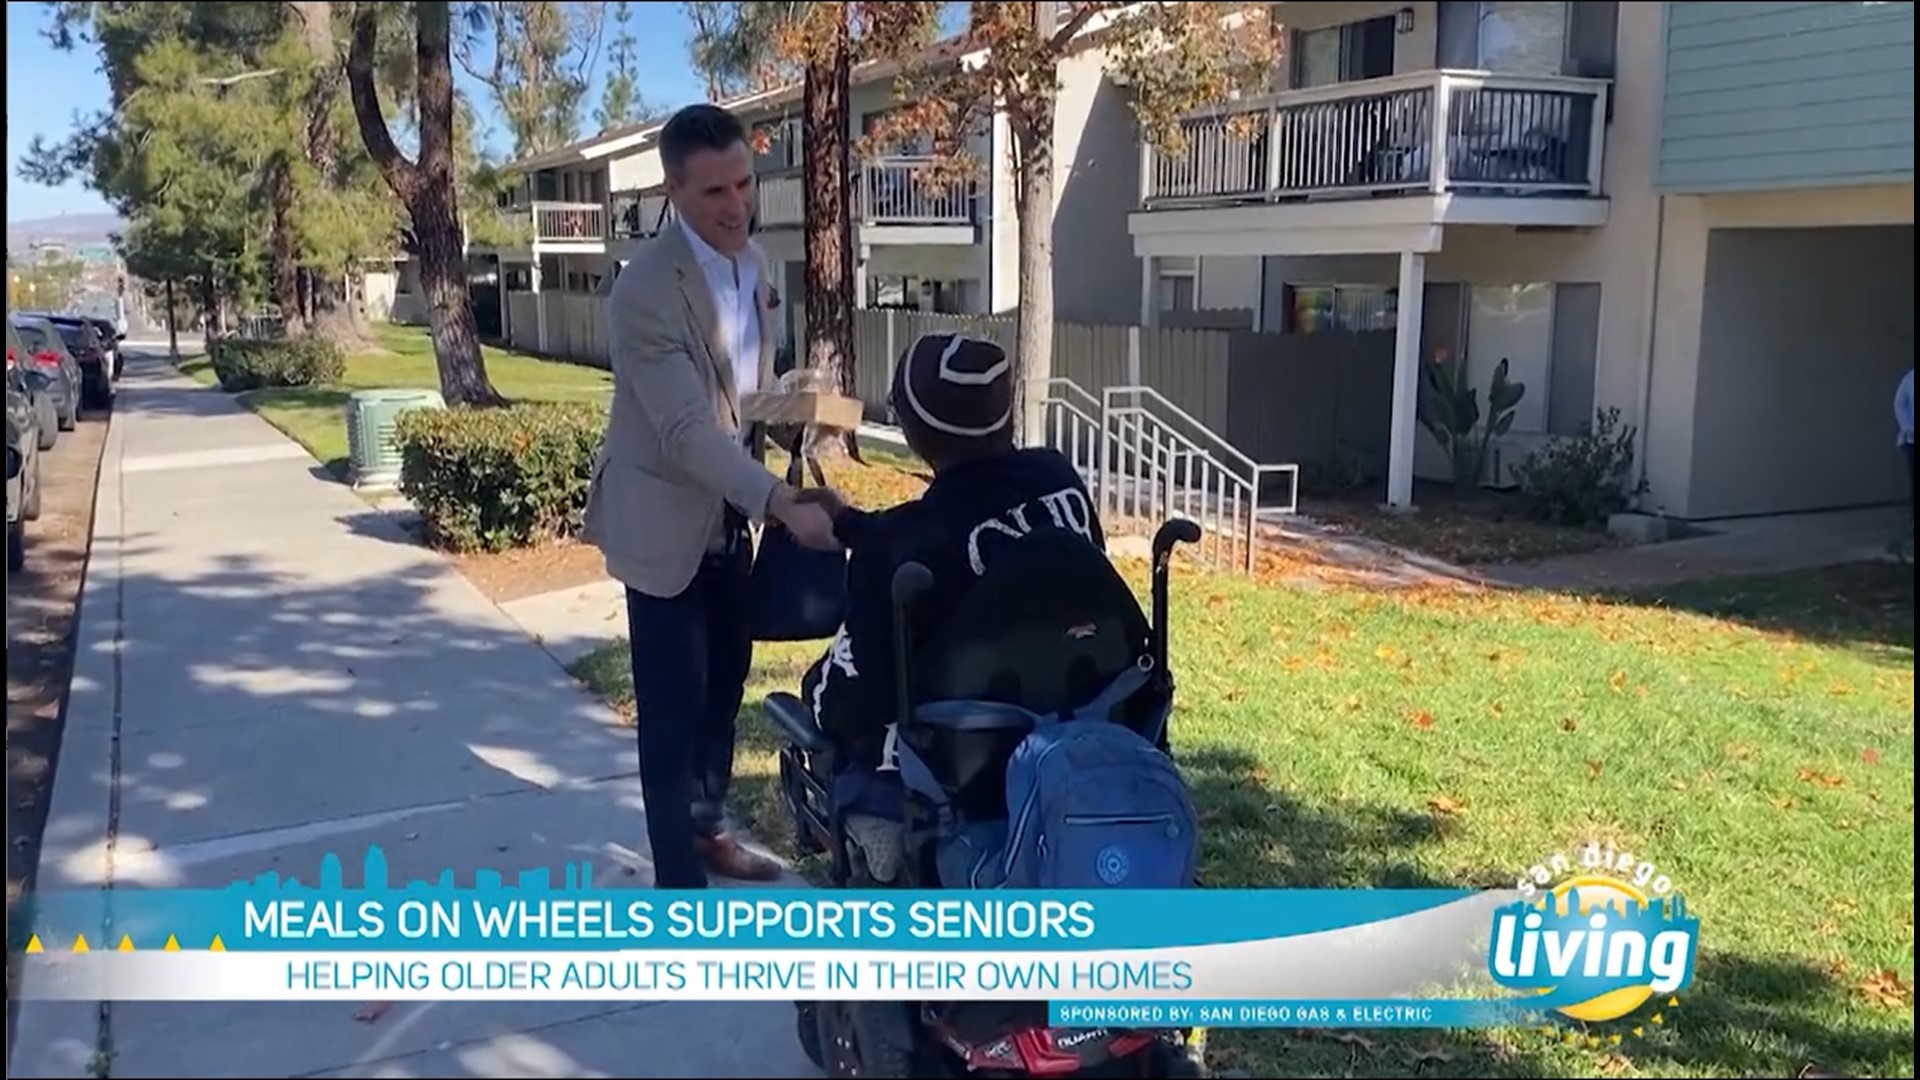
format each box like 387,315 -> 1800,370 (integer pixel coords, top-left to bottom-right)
9,348 -> 817,1079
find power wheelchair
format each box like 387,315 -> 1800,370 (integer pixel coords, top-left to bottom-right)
762,519 -> 1207,1079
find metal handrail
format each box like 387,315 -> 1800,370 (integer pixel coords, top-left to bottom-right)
1034,377 -> 1299,576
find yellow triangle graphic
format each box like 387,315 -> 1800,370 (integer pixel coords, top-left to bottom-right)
118,935 -> 136,952
25,935 -> 43,953
163,934 -> 181,952
208,935 -> 226,952
72,934 -> 90,953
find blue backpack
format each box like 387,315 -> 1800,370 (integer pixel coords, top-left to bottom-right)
998,715 -> 1200,889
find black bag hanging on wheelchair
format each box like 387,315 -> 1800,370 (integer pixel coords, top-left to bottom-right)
748,441 -> 849,642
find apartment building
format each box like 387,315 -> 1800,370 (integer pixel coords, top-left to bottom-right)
1639,0 -> 1912,521
473,28 -> 1147,357
1128,0 -> 1913,521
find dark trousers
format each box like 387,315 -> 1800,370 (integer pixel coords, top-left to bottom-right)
624,520 -> 754,889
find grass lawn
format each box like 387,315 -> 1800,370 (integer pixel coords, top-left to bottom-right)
571,525 -> 1914,1077
179,325 -> 611,476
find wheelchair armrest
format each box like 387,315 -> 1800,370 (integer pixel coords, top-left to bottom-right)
763,692 -> 830,753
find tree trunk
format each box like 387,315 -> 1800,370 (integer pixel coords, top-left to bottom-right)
268,157 -> 306,335
1011,108 -> 1055,449
346,1 -> 504,406
292,0 -> 372,352
799,15 -> 861,461
165,278 -> 180,360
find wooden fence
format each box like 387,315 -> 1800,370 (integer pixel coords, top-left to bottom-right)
496,292 -> 1397,473
848,309 -> 1396,473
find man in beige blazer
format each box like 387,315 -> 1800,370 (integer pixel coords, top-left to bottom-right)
582,103 -> 839,889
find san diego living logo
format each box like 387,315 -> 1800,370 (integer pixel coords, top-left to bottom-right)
1488,842 -> 1701,1025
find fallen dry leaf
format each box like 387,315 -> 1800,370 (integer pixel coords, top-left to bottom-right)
1428,795 -> 1465,816
1858,968 -> 1911,1009
1797,767 -> 1847,789
1342,693 -> 1365,712
1608,670 -> 1628,693
1586,760 -> 1604,780
1595,1053 -> 1635,1075
1770,794 -> 1797,811
352,1001 -> 393,1024
1561,717 -> 1579,733
1409,710 -> 1436,731
1830,898 -> 1859,916
1861,748 -> 1881,766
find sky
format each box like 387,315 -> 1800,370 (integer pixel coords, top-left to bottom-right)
5,2 -> 714,225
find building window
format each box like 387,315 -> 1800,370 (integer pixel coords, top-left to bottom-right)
1156,256 -> 1199,314
1293,14 -> 1397,88
1475,0 -> 1571,76
1285,284 -> 1397,334
1466,283 -> 1555,434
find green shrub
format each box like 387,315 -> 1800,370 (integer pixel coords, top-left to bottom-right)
393,402 -> 606,552
209,336 -> 346,391
1513,407 -> 1647,528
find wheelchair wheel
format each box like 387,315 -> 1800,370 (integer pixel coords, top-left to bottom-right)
816,1000 -> 922,1078
795,1002 -> 824,1069
1142,1031 -> 1209,1078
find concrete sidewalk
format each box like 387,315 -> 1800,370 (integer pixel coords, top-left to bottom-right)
11,350 -> 816,1079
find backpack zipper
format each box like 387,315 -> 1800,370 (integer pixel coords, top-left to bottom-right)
1063,812 -> 1174,827
1001,738 -> 1069,879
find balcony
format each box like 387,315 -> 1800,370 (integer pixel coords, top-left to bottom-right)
757,171 -> 804,229
1133,70 -> 1611,253
611,190 -> 673,240
496,200 -> 608,249
856,158 -> 974,227
750,158 -> 975,231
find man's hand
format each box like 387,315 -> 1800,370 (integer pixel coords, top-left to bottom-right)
793,486 -> 848,516
769,484 -> 842,551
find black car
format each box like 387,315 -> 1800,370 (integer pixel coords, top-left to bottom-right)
78,314 -> 126,379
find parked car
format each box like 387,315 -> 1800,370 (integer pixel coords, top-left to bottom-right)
6,321 -> 46,572
38,312 -> 115,411
10,315 -> 82,442
79,314 -> 126,379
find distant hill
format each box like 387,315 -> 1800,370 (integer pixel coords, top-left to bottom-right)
7,211 -> 125,253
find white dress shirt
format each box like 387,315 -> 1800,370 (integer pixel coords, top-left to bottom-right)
679,217 -> 761,406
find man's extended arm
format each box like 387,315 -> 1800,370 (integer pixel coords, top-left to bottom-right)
609,282 -> 780,522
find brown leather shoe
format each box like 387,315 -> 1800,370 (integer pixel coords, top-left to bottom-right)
694,831 -> 784,882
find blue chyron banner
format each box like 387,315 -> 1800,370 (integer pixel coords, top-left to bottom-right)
14,846 -> 1699,1029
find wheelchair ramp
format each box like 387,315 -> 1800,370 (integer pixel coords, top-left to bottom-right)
1037,378 -> 1299,575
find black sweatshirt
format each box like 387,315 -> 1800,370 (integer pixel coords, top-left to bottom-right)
799,447 -> 1106,774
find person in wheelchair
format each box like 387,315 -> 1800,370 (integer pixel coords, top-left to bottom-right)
796,332 -> 1107,882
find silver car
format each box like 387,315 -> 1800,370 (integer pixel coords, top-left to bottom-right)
7,320 -> 46,571
10,315 -> 82,445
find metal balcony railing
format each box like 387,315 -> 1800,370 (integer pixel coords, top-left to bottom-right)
1142,70 -> 1610,207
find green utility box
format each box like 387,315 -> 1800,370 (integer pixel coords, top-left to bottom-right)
346,388 -> 445,489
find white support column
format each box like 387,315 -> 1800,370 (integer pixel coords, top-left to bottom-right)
1139,255 -> 1155,327
530,260 -> 548,355
1385,250 -> 1426,511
